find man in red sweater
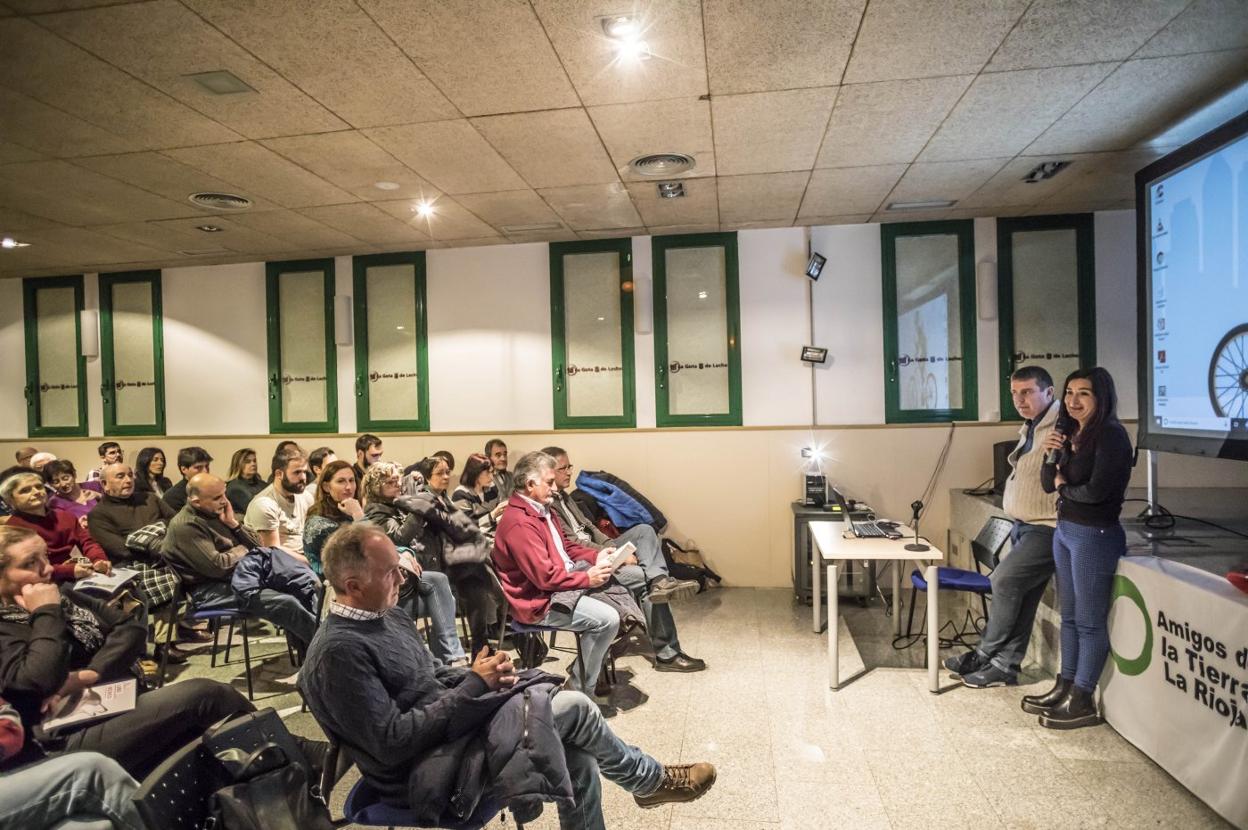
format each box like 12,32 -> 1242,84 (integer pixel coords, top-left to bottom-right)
1,470 -> 110,584
493,452 -> 629,697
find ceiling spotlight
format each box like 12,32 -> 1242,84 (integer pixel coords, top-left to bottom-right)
1022,160 -> 1072,184
697,290 -> 708,300
1,237 -> 30,249
414,201 -> 435,218
600,15 -> 640,39
886,199 -> 956,211
657,181 -> 685,199
616,38 -> 651,61
196,225 -> 223,233
374,181 -> 401,191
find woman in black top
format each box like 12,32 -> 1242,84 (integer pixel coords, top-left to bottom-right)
224,447 -> 266,515
1035,367 -> 1133,729
133,447 -> 172,498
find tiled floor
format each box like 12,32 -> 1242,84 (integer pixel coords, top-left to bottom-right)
171,587 -> 1232,829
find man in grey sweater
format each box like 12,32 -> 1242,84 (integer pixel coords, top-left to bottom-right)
946,366 -> 1060,688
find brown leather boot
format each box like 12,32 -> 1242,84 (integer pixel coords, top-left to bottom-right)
634,763 -> 717,808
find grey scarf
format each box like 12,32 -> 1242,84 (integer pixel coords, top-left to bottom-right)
0,596 -> 105,654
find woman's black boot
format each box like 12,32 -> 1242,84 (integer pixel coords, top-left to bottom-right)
1021,676 -> 1072,715
1038,685 -> 1101,729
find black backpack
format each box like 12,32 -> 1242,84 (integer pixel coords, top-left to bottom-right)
660,538 -> 722,593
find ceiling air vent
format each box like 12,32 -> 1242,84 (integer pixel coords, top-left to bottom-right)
629,153 -> 696,177
188,192 -> 252,211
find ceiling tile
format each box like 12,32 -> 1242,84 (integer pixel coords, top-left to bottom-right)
0,142 -> 44,165
162,142 -> 358,208
0,18 -> 240,150
296,203 -> 431,246
364,121 -> 527,196
72,152 -> 281,212
986,0 -> 1187,71
40,0 -> 347,140
886,158 -> 1010,204
626,177 -> 718,226
588,98 -> 715,181
1136,0 -> 1248,57
798,164 -> 907,217
712,88 -> 837,175
2,0 -> 122,10
538,182 -> 643,230
358,0 -> 578,116
0,88 -> 137,159
716,172 -> 808,225
224,210 -> 362,250
453,190 -> 563,231
185,0 -> 459,128
0,225 -> 168,268
0,207 -> 65,234
472,109 -> 618,189
145,215 -> 293,254
1035,149 -> 1167,206
816,76 -> 973,168
0,159 -> 201,226
503,227 -> 575,244
704,0 -> 865,94
261,132 -> 440,203
532,0 -> 707,106
374,197 -> 501,242
918,63 -> 1115,162
1026,51 -> 1248,155
958,155 -> 1077,209
843,0 -> 1029,83
95,220 -> 226,254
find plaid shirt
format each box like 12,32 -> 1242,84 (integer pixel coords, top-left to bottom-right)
328,601 -> 384,621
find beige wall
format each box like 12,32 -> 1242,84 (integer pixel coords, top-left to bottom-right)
7,422 -> 1245,588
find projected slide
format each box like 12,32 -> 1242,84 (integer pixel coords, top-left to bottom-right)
1147,132 -> 1248,435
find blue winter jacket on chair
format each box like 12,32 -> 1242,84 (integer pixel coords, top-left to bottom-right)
574,473 -> 653,530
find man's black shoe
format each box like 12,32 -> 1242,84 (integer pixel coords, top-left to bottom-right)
655,652 -> 706,673
1021,676 -> 1072,715
960,663 -> 1017,688
943,650 -> 984,676
1038,685 -> 1101,730
154,644 -> 189,665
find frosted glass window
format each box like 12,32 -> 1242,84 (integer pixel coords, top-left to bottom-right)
25,280 -> 84,434
653,234 -> 741,427
101,273 -> 163,434
355,252 -> 429,431
266,259 -> 337,432
564,252 -> 625,418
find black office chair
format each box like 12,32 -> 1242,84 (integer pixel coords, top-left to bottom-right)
133,737 -> 228,830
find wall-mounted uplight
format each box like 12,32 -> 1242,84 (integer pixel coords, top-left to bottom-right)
1,237 -> 30,249
600,14 -> 651,62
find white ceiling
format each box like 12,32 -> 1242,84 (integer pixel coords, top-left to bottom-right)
0,0 -> 1245,277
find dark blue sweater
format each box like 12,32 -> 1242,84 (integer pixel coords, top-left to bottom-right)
298,609 -> 489,799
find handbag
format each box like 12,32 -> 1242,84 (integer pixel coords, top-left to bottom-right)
210,744 -> 335,830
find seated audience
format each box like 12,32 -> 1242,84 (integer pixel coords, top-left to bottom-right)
543,447 -> 704,673
42,459 -> 102,525
494,452 -> 644,695
2,471 -> 110,585
225,447 -> 266,515
134,447 -> 172,499
364,457 -> 503,658
302,459 -> 366,577
484,438 -> 514,500
308,446 -> 336,483
299,524 -> 715,826
29,453 -> 56,473
14,448 -> 37,469
0,695 -> 145,829
353,434 -> 383,485
161,473 -> 320,655
1037,367 -> 1133,730
87,441 -> 123,483
244,446 -> 313,565
355,463 -> 466,666
162,447 -> 211,512
451,453 -> 505,535
432,449 -> 455,475
87,463 -> 192,664
945,366 -> 1058,688
0,526 -> 254,780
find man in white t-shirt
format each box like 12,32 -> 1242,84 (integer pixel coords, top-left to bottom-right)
244,446 -> 314,564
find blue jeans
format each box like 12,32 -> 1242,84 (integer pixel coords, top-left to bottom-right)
552,690 -> 663,830
976,522 -> 1055,674
400,569 -> 466,663
191,582 -> 321,651
0,752 -> 145,830
539,597 -> 619,692
1053,520 -> 1126,690
612,525 -> 682,661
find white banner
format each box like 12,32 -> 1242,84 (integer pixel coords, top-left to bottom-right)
1103,556 -> 1248,829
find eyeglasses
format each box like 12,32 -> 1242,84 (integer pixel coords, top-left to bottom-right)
555,464 -> 573,473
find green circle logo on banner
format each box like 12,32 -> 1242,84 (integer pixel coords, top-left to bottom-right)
1109,574 -> 1152,676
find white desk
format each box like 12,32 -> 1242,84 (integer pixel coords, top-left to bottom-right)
809,520 -> 945,693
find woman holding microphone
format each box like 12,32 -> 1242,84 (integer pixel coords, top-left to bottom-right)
1034,367 -> 1133,729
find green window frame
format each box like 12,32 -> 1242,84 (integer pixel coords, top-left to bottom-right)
265,258 -> 338,434
652,232 -> 742,427
881,220 -> 978,423
99,270 -> 165,436
550,239 -> 636,429
352,251 -> 430,432
997,214 -> 1096,420
22,275 -> 88,437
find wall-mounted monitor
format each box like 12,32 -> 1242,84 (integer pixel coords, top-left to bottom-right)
1136,109 -> 1248,461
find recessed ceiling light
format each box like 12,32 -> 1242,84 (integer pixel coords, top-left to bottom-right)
196,225 -> 223,233
597,316 -> 606,321
1,237 -> 30,249
657,181 -> 685,199
396,325 -> 405,330
615,38 -> 651,61
501,222 -> 563,233
374,181 -> 401,191
1022,161 -> 1071,183
413,201 -> 435,218
697,290 -> 708,300
600,15 -> 640,39
186,69 -> 255,95
886,199 -> 957,211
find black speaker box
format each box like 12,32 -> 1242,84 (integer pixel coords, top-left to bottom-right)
992,440 -> 1016,496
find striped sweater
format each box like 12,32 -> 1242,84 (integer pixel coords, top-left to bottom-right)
1001,401 -> 1059,527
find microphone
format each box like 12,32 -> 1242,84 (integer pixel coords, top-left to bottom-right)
904,499 -> 930,553
1045,413 -> 1075,466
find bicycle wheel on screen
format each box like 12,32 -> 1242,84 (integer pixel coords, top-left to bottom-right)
1208,323 -> 1248,420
